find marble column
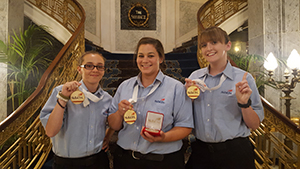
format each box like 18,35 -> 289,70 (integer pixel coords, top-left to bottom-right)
248,0 -> 300,118
0,0 -> 24,121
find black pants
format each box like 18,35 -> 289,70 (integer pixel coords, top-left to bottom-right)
185,137 -> 255,169
113,145 -> 185,169
52,150 -> 109,169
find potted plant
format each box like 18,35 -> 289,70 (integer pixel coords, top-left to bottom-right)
0,24 -> 53,111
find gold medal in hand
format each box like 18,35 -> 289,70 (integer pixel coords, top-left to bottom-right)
70,90 -> 85,104
186,85 -> 200,99
124,109 -> 137,124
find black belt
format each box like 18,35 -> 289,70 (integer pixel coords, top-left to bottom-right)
117,145 -> 164,161
195,137 -> 249,153
53,151 -> 102,166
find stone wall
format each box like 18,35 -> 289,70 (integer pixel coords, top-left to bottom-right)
78,0 -> 204,53
248,0 -> 300,118
0,0 -> 24,121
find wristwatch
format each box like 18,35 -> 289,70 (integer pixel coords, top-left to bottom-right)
237,99 -> 251,108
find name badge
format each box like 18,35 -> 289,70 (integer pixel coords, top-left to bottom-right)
186,85 -> 200,99
70,90 -> 85,104
142,111 -> 164,136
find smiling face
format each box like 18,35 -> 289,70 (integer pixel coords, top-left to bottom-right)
200,40 -> 231,65
77,53 -> 105,88
199,27 -> 231,65
136,44 -> 163,78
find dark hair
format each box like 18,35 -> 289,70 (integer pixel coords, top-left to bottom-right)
199,26 -> 230,47
133,37 -> 165,62
78,51 -> 105,65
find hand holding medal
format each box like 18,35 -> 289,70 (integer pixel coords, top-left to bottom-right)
62,81 -> 85,105
185,74 -> 227,99
57,81 -> 82,102
185,78 -> 200,99
118,100 -> 136,124
186,85 -> 200,99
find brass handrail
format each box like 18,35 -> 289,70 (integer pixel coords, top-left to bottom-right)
250,97 -> 300,168
0,0 -> 85,168
197,0 -> 300,168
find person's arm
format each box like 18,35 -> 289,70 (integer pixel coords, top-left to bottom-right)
141,82 -> 193,143
235,72 -> 260,130
107,111 -> 123,131
102,127 -> 115,152
140,126 -> 192,143
45,81 -> 81,137
45,99 -> 66,137
240,106 -> 260,130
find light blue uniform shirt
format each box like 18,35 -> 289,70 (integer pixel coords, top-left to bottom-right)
40,80 -> 112,158
189,62 -> 264,143
108,70 -> 194,154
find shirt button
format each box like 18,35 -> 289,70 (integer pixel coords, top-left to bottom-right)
137,127 -> 139,130
90,141 -> 92,143
138,112 -> 140,114
207,104 -> 210,107
207,119 -> 210,122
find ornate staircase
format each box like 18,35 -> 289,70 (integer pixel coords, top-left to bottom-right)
1,0 -> 300,169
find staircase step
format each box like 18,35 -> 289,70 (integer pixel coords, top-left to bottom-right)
85,42 -> 200,96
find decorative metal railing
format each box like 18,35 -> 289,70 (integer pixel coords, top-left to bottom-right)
1,0 -> 299,168
0,0 -> 85,168
197,0 -> 300,168
250,97 -> 300,169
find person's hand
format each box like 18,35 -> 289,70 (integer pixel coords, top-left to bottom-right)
61,81 -> 81,97
235,72 -> 252,104
117,100 -> 133,117
102,137 -> 109,152
140,127 -> 166,142
102,136 -> 110,152
185,78 -> 194,90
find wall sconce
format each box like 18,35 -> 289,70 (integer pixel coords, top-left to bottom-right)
263,49 -> 300,118
234,42 -> 241,52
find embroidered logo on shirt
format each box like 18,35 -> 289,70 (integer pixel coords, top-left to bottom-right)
221,89 -> 233,95
154,98 -> 165,104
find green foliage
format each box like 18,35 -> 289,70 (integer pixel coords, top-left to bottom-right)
0,24 -> 53,111
228,52 -> 278,95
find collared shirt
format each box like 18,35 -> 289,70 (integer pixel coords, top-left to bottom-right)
40,80 -> 112,158
189,62 -> 264,143
108,70 -> 193,154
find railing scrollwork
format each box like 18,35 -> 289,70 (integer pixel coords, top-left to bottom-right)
0,0 -> 85,168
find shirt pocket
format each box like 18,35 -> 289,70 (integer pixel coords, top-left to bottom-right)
215,90 -> 239,121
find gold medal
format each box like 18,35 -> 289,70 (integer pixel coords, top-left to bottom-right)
70,90 -> 85,104
186,85 -> 200,99
124,109 -> 137,124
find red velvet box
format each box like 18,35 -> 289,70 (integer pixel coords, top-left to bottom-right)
142,111 -> 164,136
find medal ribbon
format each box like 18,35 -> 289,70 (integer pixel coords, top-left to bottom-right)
79,86 -> 104,107
193,74 -> 226,92
128,80 -> 161,104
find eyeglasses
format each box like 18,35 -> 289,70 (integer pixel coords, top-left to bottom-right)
80,64 -> 105,71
